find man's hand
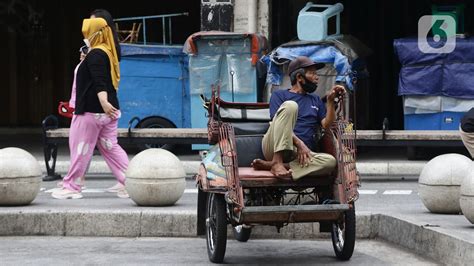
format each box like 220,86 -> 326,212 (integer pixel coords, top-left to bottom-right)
327,85 -> 346,103
321,85 -> 346,129
296,140 -> 312,167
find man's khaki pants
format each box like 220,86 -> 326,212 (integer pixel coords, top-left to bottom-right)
459,126 -> 474,159
262,100 -> 336,180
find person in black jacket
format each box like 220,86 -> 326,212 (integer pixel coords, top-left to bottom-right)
52,17 -> 128,199
56,9 -> 125,193
460,108 -> 474,159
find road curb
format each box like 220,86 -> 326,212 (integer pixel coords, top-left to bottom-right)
0,209 -> 470,264
375,213 -> 473,266
39,160 -> 426,177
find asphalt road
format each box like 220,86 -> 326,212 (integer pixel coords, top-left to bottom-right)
0,237 -> 437,265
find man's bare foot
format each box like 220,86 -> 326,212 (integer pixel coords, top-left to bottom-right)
251,159 -> 273,170
271,162 -> 292,178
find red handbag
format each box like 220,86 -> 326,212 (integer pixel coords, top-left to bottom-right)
58,101 -> 75,118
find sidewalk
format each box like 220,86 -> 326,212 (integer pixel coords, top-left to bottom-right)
0,178 -> 472,265
1,133 -> 473,264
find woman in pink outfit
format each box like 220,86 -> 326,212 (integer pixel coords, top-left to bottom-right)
52,15 -> 128,199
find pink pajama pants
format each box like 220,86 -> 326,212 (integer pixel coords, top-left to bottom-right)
62,112 -> 129,192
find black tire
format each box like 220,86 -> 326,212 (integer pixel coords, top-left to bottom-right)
137,117 -> 175,151
206,193 -> 228,263
232,225 -> 251,242
331,204 -> 356,261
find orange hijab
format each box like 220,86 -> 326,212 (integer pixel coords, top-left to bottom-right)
82,18 -> 120,90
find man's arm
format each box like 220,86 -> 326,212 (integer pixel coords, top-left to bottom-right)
321,85 -> 345,129
292,133 -> 312,166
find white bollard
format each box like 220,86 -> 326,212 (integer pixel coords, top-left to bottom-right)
418,153 -> 472,214
460,168 -> 474,224
0,147 -> 42,206
125,148 -> 186,206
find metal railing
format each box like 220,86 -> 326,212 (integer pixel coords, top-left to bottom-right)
113,12 -> 189,45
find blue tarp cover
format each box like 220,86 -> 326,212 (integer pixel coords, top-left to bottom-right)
394,37 -> 474,99
262,42 -> 354,90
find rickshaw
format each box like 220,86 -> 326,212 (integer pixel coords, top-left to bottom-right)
195,83 -> 360,263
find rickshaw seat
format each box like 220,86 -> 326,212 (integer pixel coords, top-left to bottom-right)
234,133 -> 335,187
232,122 -> 269,135
235,134 -> 266,167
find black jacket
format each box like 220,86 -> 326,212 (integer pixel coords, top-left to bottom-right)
461,108 -> 474,133
74,49 -> 119,114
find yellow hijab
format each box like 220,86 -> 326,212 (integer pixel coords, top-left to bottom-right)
82,18 -> 120,90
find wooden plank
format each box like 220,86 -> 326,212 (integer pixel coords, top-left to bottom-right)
46,128 -> 461,143
241,211 -> 342,223
355,130 -> 461,141
46,128 -> 208,139
242,204 -> 350,214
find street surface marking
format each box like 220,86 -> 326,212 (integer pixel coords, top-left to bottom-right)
43,188 -> 199,194
44,188 -> 61,193
42,188 -> 412,196
383,190 -> 412,195
44,188 -> 104,193
359,190 -> 378,194
81,189 -> 106,193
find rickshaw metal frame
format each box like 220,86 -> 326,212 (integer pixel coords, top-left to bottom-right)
195,84 -> 360,262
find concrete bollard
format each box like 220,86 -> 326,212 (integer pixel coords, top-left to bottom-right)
125,148 -> 186,206
418,153 -> 472,214
0,147 -> 42,206
460,168 -> 474,224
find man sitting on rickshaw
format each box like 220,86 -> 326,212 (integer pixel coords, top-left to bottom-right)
252,56 -> 346,180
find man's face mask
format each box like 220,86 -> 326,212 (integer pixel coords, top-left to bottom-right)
300,75 -> 318,93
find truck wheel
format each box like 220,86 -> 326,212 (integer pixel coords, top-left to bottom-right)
137,117 -> 175,151
232,225 -> 251,242
331,204 -> 356,260
206,193 -> 227,263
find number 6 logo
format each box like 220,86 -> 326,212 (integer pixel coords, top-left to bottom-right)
418,15 -> 456,54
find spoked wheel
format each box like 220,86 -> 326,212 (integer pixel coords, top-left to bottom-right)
206,193 -> 227,263
331,204 -> 356,261
232,225 -> 251,242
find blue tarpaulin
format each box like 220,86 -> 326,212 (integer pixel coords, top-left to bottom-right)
262,42 -> 355,90
394,37 -> 474,99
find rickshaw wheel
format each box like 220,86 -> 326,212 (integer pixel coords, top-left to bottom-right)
232,225 -> 251,242
331,204 -> 356,261
206,193 -> 227,263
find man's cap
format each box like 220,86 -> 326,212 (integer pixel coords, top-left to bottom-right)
288,56 -> 325,75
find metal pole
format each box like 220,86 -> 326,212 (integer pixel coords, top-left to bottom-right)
113,13 -> 189,45
162,17 -> 166,45
113,12 -> 189,21
143,18 -> 147,45
168,18 -> 172,45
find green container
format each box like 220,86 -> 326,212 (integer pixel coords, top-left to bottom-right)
432,4 -> 465,34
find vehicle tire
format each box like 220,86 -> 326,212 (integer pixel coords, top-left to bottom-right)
206,193 -> 228,263
331,204 -> 356,261
232,225 -> 251,242
137,117 -> 175,151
